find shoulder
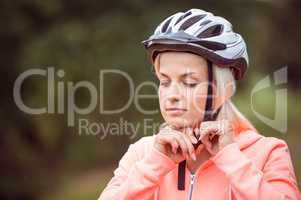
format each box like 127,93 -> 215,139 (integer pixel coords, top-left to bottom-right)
116,135 -> 156,168
128,135 -> 156,160
246,131 -> 292,167
131,135 -> 155,148
237,130 -> 291,166
239,130 -> 289,151
259,135 -> 291,161
257,134 -> 289,151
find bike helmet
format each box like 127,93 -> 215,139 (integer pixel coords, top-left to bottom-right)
142,8 -> 249,80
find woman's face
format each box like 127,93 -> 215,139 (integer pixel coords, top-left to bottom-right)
155,51 -> 210,130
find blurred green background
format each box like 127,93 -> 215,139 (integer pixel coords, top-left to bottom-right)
1,0 -> 300,199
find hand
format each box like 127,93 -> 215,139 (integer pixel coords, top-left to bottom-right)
194,120 -> 236,156
154,124 -> 203,164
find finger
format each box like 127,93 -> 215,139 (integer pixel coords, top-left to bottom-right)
195,121 -> 218,138
199,127 -> 220,141
156,133 -> 180,155
156,134 -> 170,145
163,126 -> 194,159
199,121 -> 221,133
200,134 -> 214,155
186,128 -> 198,144
169,137 -> 179,154
199,123 -> 219,134
201,120 -> 229,134
173,133 -> 189,158
200,121 -> 220,129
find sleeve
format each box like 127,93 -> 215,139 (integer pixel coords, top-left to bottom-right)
98,138 -> 177,200
211,141 -> 301,200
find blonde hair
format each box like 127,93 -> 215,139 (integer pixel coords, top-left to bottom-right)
213,66 -> 257,134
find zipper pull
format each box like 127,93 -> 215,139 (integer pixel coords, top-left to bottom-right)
190,174 -> 195,184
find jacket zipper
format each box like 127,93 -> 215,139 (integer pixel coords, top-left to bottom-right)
187,173 -> 196,200
186,173 -> 233,200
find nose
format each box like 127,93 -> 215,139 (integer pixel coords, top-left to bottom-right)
166,83 -> 182,103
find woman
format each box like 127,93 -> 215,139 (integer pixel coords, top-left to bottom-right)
99,9 -> 301,200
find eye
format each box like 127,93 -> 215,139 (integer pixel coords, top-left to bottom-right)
160,80 -> 171,87
183,82 -> 198,88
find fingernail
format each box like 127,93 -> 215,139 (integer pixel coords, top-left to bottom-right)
191,153 -> 196,161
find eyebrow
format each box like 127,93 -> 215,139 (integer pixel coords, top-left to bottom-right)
159,72 -> 198,78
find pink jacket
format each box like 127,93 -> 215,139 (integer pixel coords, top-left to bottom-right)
99,130 -> 301,200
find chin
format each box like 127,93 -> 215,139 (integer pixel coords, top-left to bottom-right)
163,114 -> 203,130
164,117 -> 192,130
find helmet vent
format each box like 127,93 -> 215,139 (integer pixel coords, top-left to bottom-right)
161,17 -> 172,33
182,11 -> 192,19
197,24 -> 223,38
179,15 -> 206,31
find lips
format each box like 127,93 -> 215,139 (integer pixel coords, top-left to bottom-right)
166,108 -> 187,111
165,107 -> 187,116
